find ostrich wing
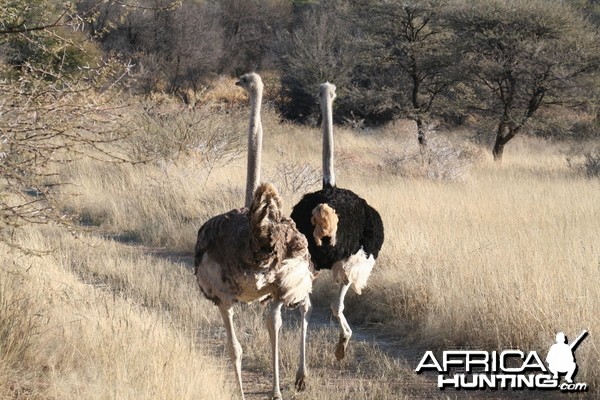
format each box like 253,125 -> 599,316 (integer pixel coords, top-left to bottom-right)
361,204 -> 384,259
194,208 -> 255,275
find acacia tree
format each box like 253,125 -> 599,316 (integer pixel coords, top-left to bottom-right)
350,0 -> 459,144
214,0 -> 293,74
448,0 -> 600,161
0,0 -> 129,249
277,1 -> 355,122
77,0 -> 223,100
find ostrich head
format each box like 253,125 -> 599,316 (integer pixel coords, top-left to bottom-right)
319,82 -> 336,102
236,72 -> 264,95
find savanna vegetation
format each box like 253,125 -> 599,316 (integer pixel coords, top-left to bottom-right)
1,0 -> 599,399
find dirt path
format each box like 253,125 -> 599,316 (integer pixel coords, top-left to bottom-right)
306,304 -> 540,400
144,247 -> 568,400
204,300 -> 564,400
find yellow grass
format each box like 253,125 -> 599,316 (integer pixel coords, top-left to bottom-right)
0,227 -> 234,400
1,105 -> 599,398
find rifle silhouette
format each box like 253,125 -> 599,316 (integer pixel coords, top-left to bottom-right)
569,330 -> 588,351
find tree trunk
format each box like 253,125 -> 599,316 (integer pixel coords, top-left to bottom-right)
492,139 -> 505,161
492,123 -> 515,162
416,117 -> 427,146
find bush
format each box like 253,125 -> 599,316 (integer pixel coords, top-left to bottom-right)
0,0 -> 136,252
266,155 -> 321,197
584,153 -> 600,178
381,132 -> 484,182
127,102 -> 245,173
276,2 -> 355,123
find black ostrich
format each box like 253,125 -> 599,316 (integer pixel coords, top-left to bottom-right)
290,82 -> 384,360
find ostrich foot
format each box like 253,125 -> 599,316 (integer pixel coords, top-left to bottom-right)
295,372 -> 307,391
335,334 -> 350,361
270,390 -> 282,400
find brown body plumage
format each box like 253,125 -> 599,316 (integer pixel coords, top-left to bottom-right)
195,183 -> 312,308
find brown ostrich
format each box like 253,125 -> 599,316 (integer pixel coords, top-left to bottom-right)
194,73 -> 313,400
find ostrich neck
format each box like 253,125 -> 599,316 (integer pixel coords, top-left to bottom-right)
322,95 -> 335,188
245,88 -> 263,208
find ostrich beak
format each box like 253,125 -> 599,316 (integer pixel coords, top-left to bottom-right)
235,80 -> 241,86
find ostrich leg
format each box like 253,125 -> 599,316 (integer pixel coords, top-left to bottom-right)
295,295 -> 312,391
267,300 -> 284,399
331,282 -> 352,361
219,304 -> 245,400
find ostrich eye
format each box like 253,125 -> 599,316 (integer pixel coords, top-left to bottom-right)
241,77 -> 247,82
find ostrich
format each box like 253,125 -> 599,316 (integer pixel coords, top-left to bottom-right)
194,73 -> 313,400
290,82 -> 384,361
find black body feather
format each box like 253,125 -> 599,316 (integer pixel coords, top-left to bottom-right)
290,187 -> 384,270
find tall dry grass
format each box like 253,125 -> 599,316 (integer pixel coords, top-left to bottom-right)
0,227 -> 234,400
57,108 -> 600,393
2,103 -> 598,398
344,135 -> 600,387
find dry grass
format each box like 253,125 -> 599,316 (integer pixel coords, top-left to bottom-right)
343,134 -> 600,387
1,105 -> 599,399
0,226 -> 235,400
199,72 -> 283,107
